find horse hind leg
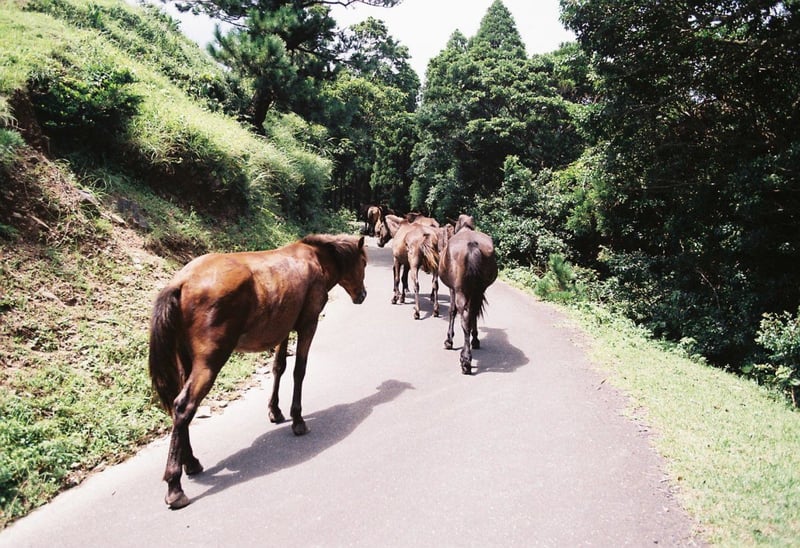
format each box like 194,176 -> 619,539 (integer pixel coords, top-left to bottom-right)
459,302 -> 473,375
469,290 -> 485,350
268,339 -> 289,424
163,364 -> 220,509
444,287 -> 458,350
470,305 -> 480,350
411,266 -> 422,320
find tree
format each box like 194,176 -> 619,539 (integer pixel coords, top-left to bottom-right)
337,17 -> 419,110
172,0 -> 402,131
320,16 -> 419,210
411,1 -> 584,220
208,2 -> 337,129
321,71 -> 407,209
560,0 -> 800,365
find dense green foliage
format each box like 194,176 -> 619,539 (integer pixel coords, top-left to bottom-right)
323,17 -> 419,210
411,2 -> 584,220
559,0 -> 800,372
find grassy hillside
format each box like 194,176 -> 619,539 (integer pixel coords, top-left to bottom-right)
0,0 -> 348,526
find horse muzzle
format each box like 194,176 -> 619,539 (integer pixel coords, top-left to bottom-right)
352,289 -> 367,304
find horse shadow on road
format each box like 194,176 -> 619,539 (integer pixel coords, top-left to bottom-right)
470,327 -> 528,374
190,379 -> 413,504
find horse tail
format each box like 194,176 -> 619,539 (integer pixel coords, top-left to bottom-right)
419,231 -> 440,274
148,284 -> 186,416
465,241 -> 489,320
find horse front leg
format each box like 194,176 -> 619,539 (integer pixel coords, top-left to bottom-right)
444,287 -> 457,349
431,272 -> 440,317
268,339 -> 289,424
391,259 -> 403,304
289,323 -> 318,436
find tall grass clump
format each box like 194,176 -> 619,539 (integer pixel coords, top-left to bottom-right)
0,97 -> 24,168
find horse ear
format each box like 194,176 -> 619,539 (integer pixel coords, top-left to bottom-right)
358,236 -> 365,249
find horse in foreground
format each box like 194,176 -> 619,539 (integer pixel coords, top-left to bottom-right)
376,214 -> 440,319
438,215 -> 497,374
148,234 -> 367,509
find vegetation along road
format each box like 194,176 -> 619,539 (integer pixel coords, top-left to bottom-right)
3,0 -> 800,544
0,237 -> 701,546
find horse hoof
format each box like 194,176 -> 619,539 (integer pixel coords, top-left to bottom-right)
391,297 -> 398,304
472,340 -> 480,350
292,421 -> 309,436
444,340 -> 453,349
184,459 -> 203,476
461,362 -> 472,375
433,310 -> 440,318
269,409 -> 286,424
414,311 -> 420,320
166,492 -> 191,509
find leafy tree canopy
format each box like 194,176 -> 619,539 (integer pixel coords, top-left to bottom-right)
170,0 -> 404,130
411,1 -> 585,219
560,0 -> 800,365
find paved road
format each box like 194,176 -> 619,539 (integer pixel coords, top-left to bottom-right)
0,237 -> 701,547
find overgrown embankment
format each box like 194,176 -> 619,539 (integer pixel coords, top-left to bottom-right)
0,0 -> 346,526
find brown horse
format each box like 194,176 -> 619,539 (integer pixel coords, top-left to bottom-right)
148,234 -> 367,509
364,205 -> 381,236
438,215 -> 497,374
405,212 -> 440,227
376,214 -> 440,319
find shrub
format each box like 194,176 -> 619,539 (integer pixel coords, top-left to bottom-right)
0,129 -> 24,168
534,253 -> 585,303
27,59 -> 141,145
0,97 -> 24,167
748,307 -> 800,405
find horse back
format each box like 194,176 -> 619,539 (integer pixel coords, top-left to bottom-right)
395,223 -> 439,270
172,245 -> 328,352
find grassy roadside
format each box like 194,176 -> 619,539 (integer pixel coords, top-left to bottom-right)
0,0 -> 341,527
548,296 -> 800,545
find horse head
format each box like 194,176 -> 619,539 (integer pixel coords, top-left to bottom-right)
376,214 -> 402,248
338,235 -> 368,304
454,214 -> 475,233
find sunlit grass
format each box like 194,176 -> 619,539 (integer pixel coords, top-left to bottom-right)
568,302 -> 800,546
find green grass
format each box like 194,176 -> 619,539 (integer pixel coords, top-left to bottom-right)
567,301 -> 800,545
0,169 -> 278,527
502,271 -> 800,545
0,0 -> 341,527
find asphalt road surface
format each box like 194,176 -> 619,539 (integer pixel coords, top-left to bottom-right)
0,236 -> 702,547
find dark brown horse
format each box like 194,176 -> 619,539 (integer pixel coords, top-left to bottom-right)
364,205 -> 381,236
148,234 -> 367,509
438,215 -> 497,374
376,214 -> 440,319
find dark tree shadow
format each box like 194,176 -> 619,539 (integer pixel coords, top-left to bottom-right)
189,380 -> 413,504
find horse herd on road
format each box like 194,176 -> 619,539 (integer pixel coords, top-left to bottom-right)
147,206 -> 497,508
